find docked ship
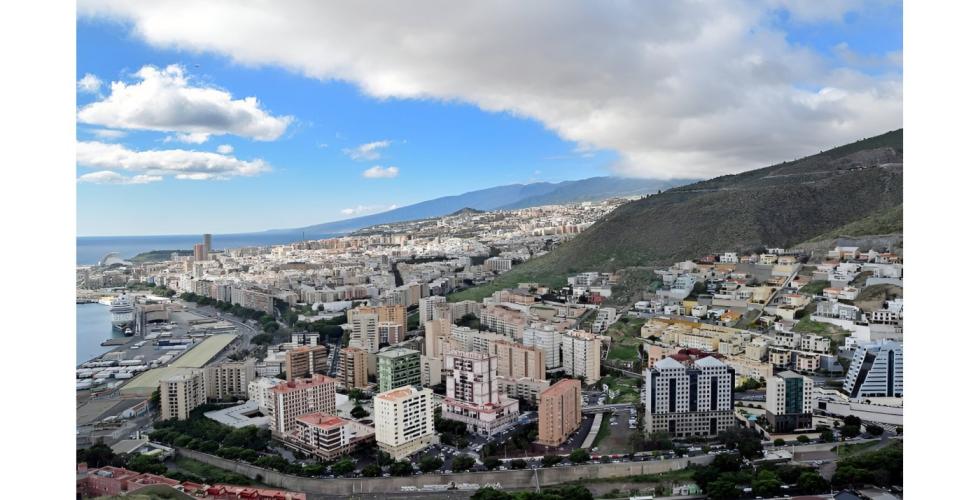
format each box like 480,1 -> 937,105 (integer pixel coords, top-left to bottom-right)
109,294 -> 136,334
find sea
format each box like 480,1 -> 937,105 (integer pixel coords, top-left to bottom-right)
76,303 -> 126,366
76,232 -> 318,265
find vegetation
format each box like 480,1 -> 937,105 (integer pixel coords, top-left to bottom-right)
832,441 -> 902,489
350,405 -> 369,419
452,455 -> 477,472
798,280 -> 830,296
734,378 -> 763,392
174,457 -> 254,485
420,456 -> 443,472
509,459 -> 527,470
568,448 -> 590,464
127,282 -> 177,297
471,485 -> 594,500
804,204 -> 903,243
389,460 -> 414,476
541,455 -> 563,467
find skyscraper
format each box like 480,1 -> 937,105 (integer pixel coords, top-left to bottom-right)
644,356 -> 735,437
441,348 -> 519,435
374,386 -> 436,460
193,243 -> 206,262
537,378 -> 582,447
377,347 -> 422,392
203,233 -> 212,255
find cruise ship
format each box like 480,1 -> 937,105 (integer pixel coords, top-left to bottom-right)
109,294 -> 136,334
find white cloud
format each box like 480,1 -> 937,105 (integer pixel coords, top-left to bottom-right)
340,204 -> 398,216
77,73 -> 102,94
76,140 -> 270,181
90,128 -> 127,140
164,132 -> 211,144
77,170 -> 163,185
344,140 -> 390,161
216,144 -> 234,154
362,165 -> 399,178
76,64 -> 292,141
79,1 -> 902,179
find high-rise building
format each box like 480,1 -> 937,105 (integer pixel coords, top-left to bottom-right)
338,347 -> 369,390
419,296 -> 448,324
247,377 -> 286,415
347,307 -> 380,353
374,386 -> 436,460
495,376 -> 551,406
203,233 -> 212,255
348,304 -> 407,331
843,341 -> 903,399
283,412 -> 375,461
193,243 -> 206,262
284,345 -> 329,381
270,374 -> 338,435
523,325 -> 562,370
378,322 -> 405,346
537,378 -> 582,447
490,340 -> 546,380
423,318 -> 452,357
377,347 -> 422,392
204,359 -> 256,400
766,371 -> 814,432
480,305 -> 526,340
160,371 -> 206,421
644,356 -> 735,437
442,348 -> 519,436
450,325 -> 508,353
561,330 -> 602,384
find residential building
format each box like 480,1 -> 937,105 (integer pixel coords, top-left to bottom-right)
561,329 -> 602,384
204,359 -> 256,400
419,295 -> 448,324
338,347 -> 369,390
765,371 -> 814,432
349,304 -> 407,331
377,347 -> 422,392
843,341 -> 903,399
194,243 -> 206,261
537,378 -> 582,447
247,377 -> 286,415
495,376 -> 551,406
379,321 -> 406,346
442,348 -> 519,435
523,325 -> 562,369
644,357 -> 735,437
484,256 -> 513,272
347,307 -> 379,353
374,386 -> 436,460
284,345 -> 329,381
282,412 -> 375,461
270,374 -> 338,435
160,371 -> 206,421
490,340 -> 546,380
480,305 -> 527,340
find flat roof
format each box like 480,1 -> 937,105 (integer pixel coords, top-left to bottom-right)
119,334 -> 237,396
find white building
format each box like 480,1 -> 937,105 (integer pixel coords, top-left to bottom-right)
419,295 -> 448,324
765,371 -> 814,432
643,357 -> 735,437
561,330 -> 602,384
442,349 -> 519,436
374,386 -> 437,460
523,325 -> 562,370
348,308 -> 380,353
247,377 -> 286,415
843,341 -> 903,399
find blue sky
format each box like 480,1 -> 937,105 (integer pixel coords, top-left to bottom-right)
76,2 -> 901,236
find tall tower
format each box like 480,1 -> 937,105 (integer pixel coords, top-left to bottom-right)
203,233 -> 212,255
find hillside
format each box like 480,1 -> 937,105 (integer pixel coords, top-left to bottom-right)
273,176 -> 686,237
802,204 -> 903,243
451,130 -> 903,300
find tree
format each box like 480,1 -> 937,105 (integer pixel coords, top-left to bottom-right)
484,457 -> 502,469
710,453 -> 742,474
361,463 -> 382,477
77,443 -> 122,468
796,435 -> 811,443
798,470 -> 830,494
471,487 -> 513,500
331,458 -> 355,476
350,405 -> 368,419
389,460 -> 414,476
509,459 -> 527,470
126,454 -> 167,475
751,470 -> 783,498
420,456 -> 443,473
820,429 -> 836,443
843,415 -> 862,427
348,388 -> 364,403
541,455 -> 563,467
452,455 -> 476,472
568,448 -> 590,464
840,424 -> 861,439
773,438 -> 786,446
866,424 -> 884,436
706,478 -> 740,500
377,450 -> 395,466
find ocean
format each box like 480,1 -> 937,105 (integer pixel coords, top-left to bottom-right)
76,303 -> 126,365
76,232 -> 319,265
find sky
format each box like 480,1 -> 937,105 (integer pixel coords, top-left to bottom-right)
76,0 -> 902,236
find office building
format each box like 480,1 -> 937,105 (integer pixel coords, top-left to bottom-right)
843,341 -> 903,399
523,325 -> 562,369
270,374 -> 337,435
204,359 -> 256,400
160,371 -> 206,421
377,347 -> 422,392
442,348 -> 519,436
490,340 -> 546,380
766,371 -> 814,432
338,347 -> 369,390
374,386 -> 436,460
282,413 -> 375,461
561,330 -> 602,384
203,233 -> 212,255
537,378 -> 582,447
644,356 -> 735,437
284,345 -> 329,381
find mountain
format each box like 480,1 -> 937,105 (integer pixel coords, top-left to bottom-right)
457,129 -> 903,296
276,176 -> 687,236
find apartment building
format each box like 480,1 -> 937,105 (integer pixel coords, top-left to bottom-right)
450,325 -> 509,353
442,348 -> 519,436
537,378 -> 582,447
247,377 -> 286,415
843,341 -> 903,399
282,413 -> 375,461
480,305 -> 527,341
561,329 -> 602,385
766,371 -> 814,432
419,295 -> 448,324
490,340 -> 546,380
284,345 -> 329,381
379,322 -> 406,346
270,374 -> 338,435
347,307 -> 379,353
450,300 -> 482,323
374,386 -> 436,460
204,359 -> 256,400
644,356 -> 735,437
160,371 -> 206,421
338,347 -> 369,390
377,347 -> 422,392
495,376 -> 551,406
523,325 -> 562,370
349,304 -> 407,331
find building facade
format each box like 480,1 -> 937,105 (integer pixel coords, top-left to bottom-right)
441,348 -> 519,435
843,341 -> 903,399
284,345 -> 329,381
377,347 -> 422,392
160,371 -> 206,421
373,386 -> 436,460
204,359 -> 256,400
490,340 -> 546,380
561,330 -> 602,384
338,347 -> 369,390
270,374 -> 338,435
282,412 -> 375,460
765,371 -> 814,432
644,357 -> 735,437
537,378 -> 582,447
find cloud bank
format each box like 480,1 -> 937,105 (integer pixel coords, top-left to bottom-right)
76,140 -> 270,182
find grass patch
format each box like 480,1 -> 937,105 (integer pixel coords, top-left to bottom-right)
174,457 -> 256,486
447,268 -> 566,303
835,441 -> 878,457
792,316 -> 832,334
607,344 -> 640,362
594,414 -> 611,447
799,280 -> 830,296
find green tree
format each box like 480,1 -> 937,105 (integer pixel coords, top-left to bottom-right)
350,405 -> 369,419
471,487 -> 513,500
126,454 -> 167,475
77,443 -> 122,468
820,429 -> 836,443
798,471 -> 830,494
420,456 -> 443,473
361,463 -> 382,477
484,457 -> 502,469
840,424 -> 861,439
390,460 -> 414,476
452,455 -> 476,472
751,470 -> 782,497
509,459 -> 527,470
348,388 -> 364,402
568,448 -> 590,464
773,438 -> 785,446
796,435 -> 811,444
331,458 -> 355,476
541,455 -> 563,467
706,478 -> 740,500
377,450 -> 395,466
866,424 -> 884,436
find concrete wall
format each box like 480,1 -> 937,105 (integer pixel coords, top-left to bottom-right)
176,448 -> 713,496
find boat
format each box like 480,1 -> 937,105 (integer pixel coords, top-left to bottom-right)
109,294 -> 136,334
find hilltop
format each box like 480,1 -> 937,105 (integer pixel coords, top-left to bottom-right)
451,129 -> 903,300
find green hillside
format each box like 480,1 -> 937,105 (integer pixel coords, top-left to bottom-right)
450,130 -> 902,301
803,204 -> 903,243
